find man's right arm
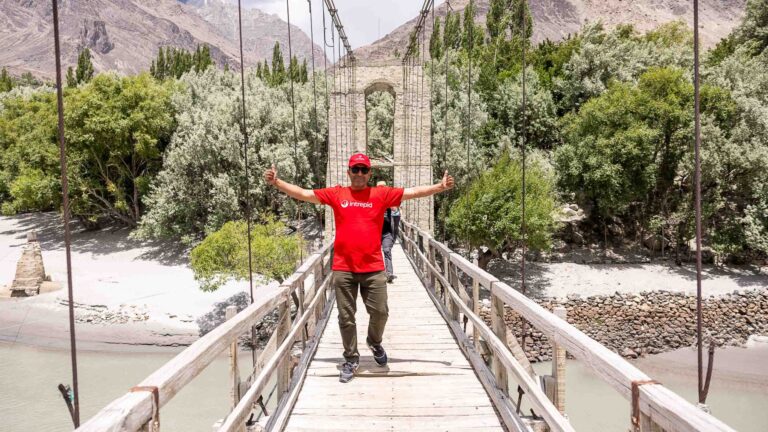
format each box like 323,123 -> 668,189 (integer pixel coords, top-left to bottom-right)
264,164 -> 321,204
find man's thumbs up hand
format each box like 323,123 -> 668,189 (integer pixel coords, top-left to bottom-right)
264,164 -> 278,185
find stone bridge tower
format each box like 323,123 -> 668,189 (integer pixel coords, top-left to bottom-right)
326,65 -> 432,235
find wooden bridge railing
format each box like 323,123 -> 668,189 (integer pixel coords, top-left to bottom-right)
400,220 -> 735,432
77,242 -> 335,432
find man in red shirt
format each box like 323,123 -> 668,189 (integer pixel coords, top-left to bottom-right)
264,153 -> 454,382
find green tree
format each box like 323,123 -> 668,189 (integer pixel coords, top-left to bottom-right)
136,67 -> 328,241
262,60 -> 272,83
0,90 -> 60,215
5,169 -> 60,214
66,67 -> 77,88
75,48 -> 94,84
486,0 -> 508,40
446,151 -> 557,269
554,67 -> 718,245
430,18 -> 443,60
555,22 -> 694,114
193,45 -> 213,73
508,0 -> 533,41
736,0 -> 768,56
443,11 -> 461,51
530,35 -> 581,90
461,2 -> 483,52
493,67 -> 560,150
366,91 -> 395,164
300,59 -> 308,83
271,42 -> 286,86
0,68 -> 12,93
289,55 -> 300,83
190,217 -> 303,292
65,73 -> 175,226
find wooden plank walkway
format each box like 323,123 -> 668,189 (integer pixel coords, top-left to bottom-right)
283,245 -> 504,432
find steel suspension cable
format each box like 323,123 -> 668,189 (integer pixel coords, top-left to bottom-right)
338,43 -> 346,166
286,0 -> 304,263
322,4 -> 332,187
417,26 -> 427,226
442,1 -> 451,242
331,24 -> 339,188
236,0 -> 256,306
307,0 -> 320,187
51,0 -> 80,426
236,0 -> 262,371
519,0 -> 530,346
465,0 -> 475,258
693,0 -> 709,405
406,58 -> 413,215
429,2 -> 437,230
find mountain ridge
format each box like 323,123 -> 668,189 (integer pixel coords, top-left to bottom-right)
0,0 -> 325,79
354,0 -> 747,66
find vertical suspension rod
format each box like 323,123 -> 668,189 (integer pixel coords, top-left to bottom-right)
441,1 -> 452,241
236,0 -> 255,305
286,0 -> 304,263
51,0 -> 80,426
308,0 -> 320,186
520,0 -> 530,344
693,0 -> 706,404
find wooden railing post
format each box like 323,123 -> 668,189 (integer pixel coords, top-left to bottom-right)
226,306 -> 240,412
446,260 -> 460,322
298,280 -> 307,349
426,244 -> 435,292
472,258 -> 480,347
312,262 -> 324,331
491,289 -> 509,395
276,299 -> 291,397
552,306 -> 567,414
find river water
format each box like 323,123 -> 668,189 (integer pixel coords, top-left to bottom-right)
1,342 -> 766,431
0,343 -> 255,432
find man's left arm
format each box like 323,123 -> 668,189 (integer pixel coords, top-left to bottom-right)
402,171 -> 455,201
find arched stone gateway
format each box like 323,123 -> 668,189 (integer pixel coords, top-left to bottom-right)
326,65 -> 432,235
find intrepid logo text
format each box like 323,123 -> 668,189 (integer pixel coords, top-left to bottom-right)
340,200 -> 373,209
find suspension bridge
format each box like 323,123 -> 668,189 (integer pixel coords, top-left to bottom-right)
41,0 -> 736,430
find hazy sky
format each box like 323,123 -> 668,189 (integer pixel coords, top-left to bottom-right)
244,0 -> 446,50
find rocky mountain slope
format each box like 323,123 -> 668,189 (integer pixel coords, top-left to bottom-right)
0,0 -> 324,79
354,0 -> 747,66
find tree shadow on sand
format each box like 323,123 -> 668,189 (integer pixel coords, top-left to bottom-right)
2,212 -> 189,266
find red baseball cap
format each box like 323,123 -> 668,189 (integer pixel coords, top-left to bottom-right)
348,153 -> 371,168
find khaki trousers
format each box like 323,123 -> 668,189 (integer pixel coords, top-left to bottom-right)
333,270 -> 389,363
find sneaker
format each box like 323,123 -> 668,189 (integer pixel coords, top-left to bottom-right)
339,360 -> 358,383
367,340 -> 388,366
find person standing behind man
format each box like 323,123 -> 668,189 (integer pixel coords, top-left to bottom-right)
391,205 -> 401,243
377,181 -> 397,283
264,153 -> 454,383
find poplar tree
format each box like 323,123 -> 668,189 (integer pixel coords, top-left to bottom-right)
1,67 -> 14,92
271,42 -> 286,85
66,67 -> 77,88
429,18 -> 443,60
75,48 -> 94,84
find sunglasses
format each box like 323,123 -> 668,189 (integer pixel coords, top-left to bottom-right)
350,166 -> 370,174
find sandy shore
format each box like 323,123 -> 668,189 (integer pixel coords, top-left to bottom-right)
2,212 -> 766,352
0,213 -> 270,352
489,255 -> 768,299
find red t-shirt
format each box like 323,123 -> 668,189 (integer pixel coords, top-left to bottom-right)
314,185 -> 404,273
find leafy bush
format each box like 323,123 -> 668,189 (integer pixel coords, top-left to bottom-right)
447,151 -> 557,268
4,169 -> 59,214
190,217 -> 303,292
